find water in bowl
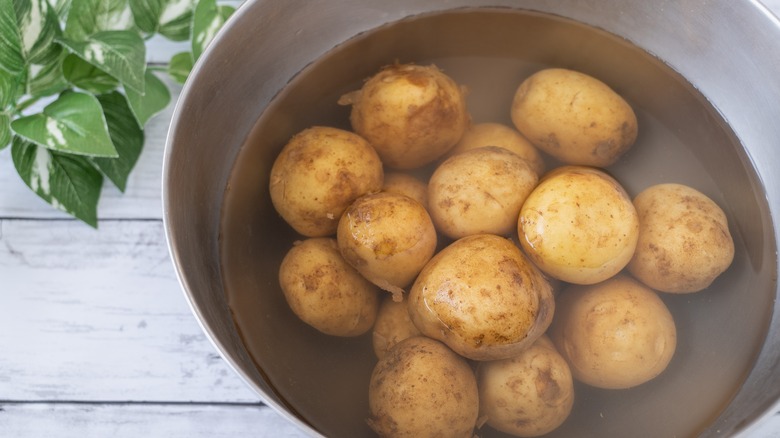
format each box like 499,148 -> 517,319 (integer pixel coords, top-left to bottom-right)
219,9 -> 774,438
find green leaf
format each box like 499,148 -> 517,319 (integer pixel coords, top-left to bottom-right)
51,0 -> 73,21
129,0 -> 195,41
125,69 -> 170,127
167,50 -> 192,84
62,53 -> 119,94
27,50 -> 69,97
0,0 -> 25,77
127,0 -> 159,34
57,30 -> 146,93
13,0 -> 62,66
12,136 -> 103,227
0,114 -> 11,150
0,68 -> 21,109
11,91 -> 118,157
191,0 -> 233,61
64,0 -> 135,40
92,91 -> 143,191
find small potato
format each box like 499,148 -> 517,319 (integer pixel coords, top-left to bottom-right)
368,336 -> 480,438
511,68 -> 637,167
340,63 -> 470,169
478,336 -> 574,437
278,238 -> 380,336
269,126 -> 383,237
428,146 -> 538,239
337,192 -> 437,300
372,295 -> 422,359
408,234 -> 554,361
518,166 -> 639,285
628,183 -> 735,293
449,122 -> 546,176
382,172 -> 429,210
549,275 -> 677,389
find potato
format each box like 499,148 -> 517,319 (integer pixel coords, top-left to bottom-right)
367,336 -> 479,438
518,166 -> 639,285
372,295 -> 422,359
269,126 -> 384,237
337,192 -> 437,301
339,63 -> 470,169
382,172 -> 429,210
278,238 -> 380,336
628,183 -> 735,293
428,146 -> 538,240
510,68 -> 637,167
549,275 -> 677,389
448,122 -> 546,176
477,336 -> 574,437
408,234 -> 554,361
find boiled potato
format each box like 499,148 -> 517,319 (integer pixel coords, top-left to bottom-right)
448,122 -> 546,176
510,68 -> 637,167
628,183 -> 735,293
549,275 -> 677,389
408,234 -> 554,361
278,238 -> 380,336
337,192 -> 437,301
382,172 -> 429,210
339,63 -> 470,169
478,335 -> 574,437
269,126 -> 383,237
518,166 -> 639,285
429,146 -> 538,239
372,295 -> 422,359
367,336 -> 479,438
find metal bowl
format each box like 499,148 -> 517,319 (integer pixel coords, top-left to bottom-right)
163,1 -> 780,436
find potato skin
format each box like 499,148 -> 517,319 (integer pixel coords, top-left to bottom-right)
368,336 -> 479,438
408,234 -> 554,361
448,122 -> 546,176
382,172 -> 429,210
518,166 -> 639,285
343,63 -> 470,169
372,295 -> 422,359
478,336 -> 574,437
337,192 -> 437,300
278,238 -> 380,336
269,126 -> 383,237
549,275 -> 677,389
511,68 -> 637,167
428,146 -> 539,239
628,183 -> 735,293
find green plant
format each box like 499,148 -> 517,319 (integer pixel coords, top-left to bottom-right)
0,0 -> 235,226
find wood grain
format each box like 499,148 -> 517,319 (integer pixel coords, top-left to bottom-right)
0,403 -> 305,438
0,219 -> 256,403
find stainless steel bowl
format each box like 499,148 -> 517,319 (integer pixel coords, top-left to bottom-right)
163,1 -> 780,436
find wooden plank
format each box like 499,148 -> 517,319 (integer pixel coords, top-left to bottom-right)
0,219 -> 258,403
0,403 -> 306,438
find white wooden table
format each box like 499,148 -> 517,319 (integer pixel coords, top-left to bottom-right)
2,1 -> 780,437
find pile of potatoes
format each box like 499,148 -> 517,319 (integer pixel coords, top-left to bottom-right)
269,63 -> 735,437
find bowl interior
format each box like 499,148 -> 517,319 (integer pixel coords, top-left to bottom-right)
216,8 -> 776,438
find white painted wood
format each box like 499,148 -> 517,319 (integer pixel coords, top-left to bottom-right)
0,219 -> 257,403
0,403 -> 307,438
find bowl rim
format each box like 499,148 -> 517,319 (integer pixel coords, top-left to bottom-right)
163,1 -> 780,436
